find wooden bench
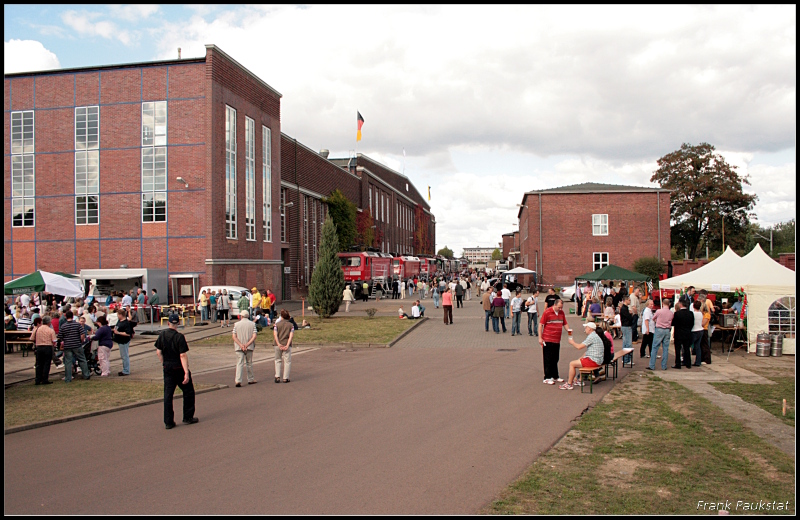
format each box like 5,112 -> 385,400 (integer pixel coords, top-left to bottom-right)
7,339 -> 34,357
604,347 -> 635,380
578,367 -> 598,394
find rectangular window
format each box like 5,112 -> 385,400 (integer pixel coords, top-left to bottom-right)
592,214 -> 608,236
142,101 -> 167,147
280,188 -> 287,243
11,110 -> 34,155
304,196 -> 310,286
11,111 -> 35,227
245,117 -> 256,241
593,252 -> 609,271
225,106 -> 237,238
312,199 -> 318,265
75,106 -> 99,150
369,186 -> 372,215
75,150 -> 99,225
141,102 -> 167,223
263,125 -> 272,242
142,193 -> 167,222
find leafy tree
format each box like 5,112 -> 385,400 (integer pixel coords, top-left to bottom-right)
633,256 -> 665,287
651,143 -> 756,260
745,218 -> 796,257
356,209 -> 376,249
437,246 -> 454,259
308,217 -> 345,318
323,189 -> 357,252
491,248 -> 503,261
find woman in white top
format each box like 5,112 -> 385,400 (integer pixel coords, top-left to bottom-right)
342,286 -> 355,313
640,299 -> 655,358
690,300 -> 705,366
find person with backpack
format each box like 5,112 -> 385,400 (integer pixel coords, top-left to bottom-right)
559,322 -> 606,390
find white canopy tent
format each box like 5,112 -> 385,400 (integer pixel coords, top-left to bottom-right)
659,245 -> 796,354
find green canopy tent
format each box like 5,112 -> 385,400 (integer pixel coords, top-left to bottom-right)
4,270 -> 84,297
574,264 -> 650,283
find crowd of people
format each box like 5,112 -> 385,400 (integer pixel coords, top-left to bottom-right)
5,291 -> 142,384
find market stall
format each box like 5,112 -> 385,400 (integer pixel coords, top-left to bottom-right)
659,245 -> 795,354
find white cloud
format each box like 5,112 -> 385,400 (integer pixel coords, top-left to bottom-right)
61,10 -> 132,45
108,4 -> 159,21
4,39 -> 60,73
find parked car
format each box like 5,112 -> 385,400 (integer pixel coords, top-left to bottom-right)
198,286 -> 251,318
487,277 -> 524,294
559,285 -> 576,302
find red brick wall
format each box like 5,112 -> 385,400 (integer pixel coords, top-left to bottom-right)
778,253 -> 795,271
520,191 -> 671,285
502,235 -> 514,260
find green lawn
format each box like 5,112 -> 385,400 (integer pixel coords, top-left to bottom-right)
711,376 -> 795,427
486,373 -> 795,515
192,316 -> 417,346
4,379 -> 214,428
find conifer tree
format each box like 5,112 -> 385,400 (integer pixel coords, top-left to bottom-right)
309,217 -> 345,318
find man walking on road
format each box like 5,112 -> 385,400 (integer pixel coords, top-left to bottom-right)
526,290 -> 539,337
454,280 -> 464,309
482,288 -> 492,332
671,300 -> 694,369
57,310 -> 90,383
539,299 -> 568,384
501,283 -> 511,319
155,314 -> 197,429
233,311 -> 258,387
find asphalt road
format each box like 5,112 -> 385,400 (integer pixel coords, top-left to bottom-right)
4,298 -> 620,514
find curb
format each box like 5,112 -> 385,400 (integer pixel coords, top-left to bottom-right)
388,316 -> 428,347
4,383 -> 228,435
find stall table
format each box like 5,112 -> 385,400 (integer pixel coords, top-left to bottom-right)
5,330 -> 34,356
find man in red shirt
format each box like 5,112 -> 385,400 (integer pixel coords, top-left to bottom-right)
266,290 -> 277,321
539,299 -> 569,385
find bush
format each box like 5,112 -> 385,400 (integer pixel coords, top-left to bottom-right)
309,218 -> 345,318
633,256 -> 665,286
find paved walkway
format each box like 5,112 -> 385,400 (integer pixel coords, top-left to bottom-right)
4,294 -> 630,514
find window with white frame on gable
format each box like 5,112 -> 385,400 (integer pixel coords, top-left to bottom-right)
592,214 -> 608,236
75,106 -> 99,225
11,110 -> 35,227
225,105 -> 237,238
593,252 -> 609,271
263,125 -> 272,242
245,116 -> 256,241
141,101 -> 167,223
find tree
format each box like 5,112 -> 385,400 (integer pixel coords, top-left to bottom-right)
633,256 -> 665,287
745,218 -> 796,257
356,209 -> 376,249
308,217 -> 345,318
651,143 -> 757,260
323,189 -> 357,252
437,246 -> 454,259
491,248 -> 503,261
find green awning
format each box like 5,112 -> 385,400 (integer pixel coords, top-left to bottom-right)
4,271 -> 84,297
575,264 -> 650,282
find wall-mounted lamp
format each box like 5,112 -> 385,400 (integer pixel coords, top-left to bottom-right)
283,202 -> 294,208
176,176 -> 189,188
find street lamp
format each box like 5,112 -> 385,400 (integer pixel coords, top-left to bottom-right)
722,207 -> 748,251
752,230 -> 773,255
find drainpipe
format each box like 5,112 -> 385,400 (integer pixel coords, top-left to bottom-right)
538,193 -> 543,284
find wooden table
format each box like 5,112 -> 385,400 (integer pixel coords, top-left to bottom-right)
5,330 -> 34,356
713,325 -> 746,354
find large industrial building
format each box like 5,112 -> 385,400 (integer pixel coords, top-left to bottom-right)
4,45 -> 434,302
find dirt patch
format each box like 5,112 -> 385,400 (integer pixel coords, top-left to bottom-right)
605,457 -> 641,488
668,400 -> 696,420
736,448 -> 786,483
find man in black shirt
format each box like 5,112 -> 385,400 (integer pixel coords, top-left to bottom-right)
671,300 -> 695,369
155,314 -> 197,429
544,288 -> 560,308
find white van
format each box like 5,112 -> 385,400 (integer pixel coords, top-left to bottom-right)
198,286 -> 251,318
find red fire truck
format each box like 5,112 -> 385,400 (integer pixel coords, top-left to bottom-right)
419,257 -> 438,280
392,255 -> 421,280
338,252 -> 392,297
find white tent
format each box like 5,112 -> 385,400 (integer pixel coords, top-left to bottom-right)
658,247 -> 742,290
737,245 -> 796,354
660,245 -> 796,354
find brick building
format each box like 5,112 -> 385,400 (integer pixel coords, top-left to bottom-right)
516,183 -> 671,286
5,45 -> 434,302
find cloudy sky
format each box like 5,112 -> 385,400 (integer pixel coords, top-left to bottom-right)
5,4 -> 796,256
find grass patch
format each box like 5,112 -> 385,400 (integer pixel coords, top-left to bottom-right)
485,373 -> 795,515
711,377 -> 795,427
4,379 -> 214,428
192,316 -> 416,346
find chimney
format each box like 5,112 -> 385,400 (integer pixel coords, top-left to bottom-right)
319,149 -> 329,159
177,47 -> 181,59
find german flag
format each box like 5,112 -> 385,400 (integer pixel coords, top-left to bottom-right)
357,111 -> 364,142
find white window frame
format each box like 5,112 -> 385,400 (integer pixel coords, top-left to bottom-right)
245,116 -> 256,241
593,252 -> 609,271
142,101 -> 167,147
75,106 -> 99,151
11,111 -> 35,227
141,102 -> 167,223
280,188 -> 287,243
592,214 -> 608,236
304,196 -> 310,286
312,199 -> 318,264
263,125 -> 272,242
225,105 -> 237,239
75,151 -> 99,225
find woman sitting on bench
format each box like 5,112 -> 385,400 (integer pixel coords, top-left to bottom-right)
559,322 -> 605,390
